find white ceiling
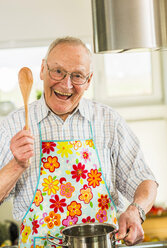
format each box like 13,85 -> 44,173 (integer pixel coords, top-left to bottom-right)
0,0 -> 93,44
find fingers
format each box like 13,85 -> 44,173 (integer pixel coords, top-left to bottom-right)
117,210 -> 144,245
124,225 -> 144,246
10,129 -> 34,168
117,216 -> 127,240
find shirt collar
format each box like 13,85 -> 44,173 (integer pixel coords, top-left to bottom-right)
77,97 -> 93,121
35,94 -> 51,123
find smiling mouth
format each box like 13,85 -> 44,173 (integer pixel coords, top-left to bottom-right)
54,89 -> 72,100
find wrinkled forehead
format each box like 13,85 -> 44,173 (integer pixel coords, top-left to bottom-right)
47,43 -> 92,72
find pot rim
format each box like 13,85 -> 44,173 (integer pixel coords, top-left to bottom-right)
61,222 -> 117,238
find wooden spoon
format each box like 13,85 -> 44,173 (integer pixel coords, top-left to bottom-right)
18,67 -> 33,130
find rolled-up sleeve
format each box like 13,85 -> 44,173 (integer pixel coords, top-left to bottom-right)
0,121 -> 15,199
113,117 -> 157,202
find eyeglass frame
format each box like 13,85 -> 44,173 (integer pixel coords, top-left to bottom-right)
45,60 -> 91,85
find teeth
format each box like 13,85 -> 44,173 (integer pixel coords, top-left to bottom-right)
54,90 -> 72,96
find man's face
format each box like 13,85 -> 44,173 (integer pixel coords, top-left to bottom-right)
40,43 -> 92,120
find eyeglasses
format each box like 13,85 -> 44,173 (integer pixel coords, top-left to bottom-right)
45,61 -> 91,85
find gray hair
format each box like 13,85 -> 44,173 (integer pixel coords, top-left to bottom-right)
45,36 -> 92,64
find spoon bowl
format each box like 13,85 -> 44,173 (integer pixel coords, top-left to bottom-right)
18,67 -> 33,129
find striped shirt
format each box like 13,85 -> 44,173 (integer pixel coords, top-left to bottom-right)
0,95 -> 156,220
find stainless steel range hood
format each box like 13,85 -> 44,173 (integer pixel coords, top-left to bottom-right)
91,0 -> 167,53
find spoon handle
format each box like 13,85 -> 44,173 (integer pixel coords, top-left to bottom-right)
25,103 -> 29,130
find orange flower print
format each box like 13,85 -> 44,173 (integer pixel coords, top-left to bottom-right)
33,189 -> 43,207
79,185 -> 93,204
113,216 -> 117,225
60,182 -> 75,198
86,140 -> 94,148
96,209 -> 108,223
98,194 -> 109,210
44,211 -> 61,229
67,201 -> 82,217
87,169 -> 102,188
42,175 -> 59,195
42,156 -> 60,172
69,141 -> 82,150
42,142 -> 56,154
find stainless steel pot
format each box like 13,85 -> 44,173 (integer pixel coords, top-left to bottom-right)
47,223 -> 120,248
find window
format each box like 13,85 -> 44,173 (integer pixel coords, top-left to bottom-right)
0,43 -> 164,115
0,44 -> 93,113
0,46 -> 47,110
93,51 -> 163,107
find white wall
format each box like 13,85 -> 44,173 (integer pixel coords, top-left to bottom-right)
0,0 -> 93,46
128,119 -> 167,206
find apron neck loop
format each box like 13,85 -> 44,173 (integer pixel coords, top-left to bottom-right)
39,122 -> 42,141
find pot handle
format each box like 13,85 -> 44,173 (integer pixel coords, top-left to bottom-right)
110,230 -> 128,244
47,233 -> 69,247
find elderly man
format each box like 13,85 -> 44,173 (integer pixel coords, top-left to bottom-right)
0,37 -> 157,247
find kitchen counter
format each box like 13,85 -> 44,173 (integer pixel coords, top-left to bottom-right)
142,216 -> 167,241
119,241 -> 167,247
2,242 -> 167,248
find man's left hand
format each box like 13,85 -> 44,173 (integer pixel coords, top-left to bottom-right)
117,206 -> 144,245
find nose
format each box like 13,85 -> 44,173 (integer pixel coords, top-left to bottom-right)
62,73 -> 73,89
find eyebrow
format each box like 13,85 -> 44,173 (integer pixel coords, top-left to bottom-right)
50,62 -> 87,76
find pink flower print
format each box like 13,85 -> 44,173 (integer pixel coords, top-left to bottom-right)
50,194 -> 67,213
62,216 -> 78,227
42,142 -> 56,154
60,182 -> 75,198
80,148 -> 91,163
82,216 -> 95,223
96,209 -> 108,223
71,163 -> 88,182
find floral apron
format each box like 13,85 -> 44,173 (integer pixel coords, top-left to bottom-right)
19,123 -> 118,248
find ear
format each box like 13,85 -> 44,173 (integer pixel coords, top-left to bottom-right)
40,59 -> 45,80
85,73 -> 93,90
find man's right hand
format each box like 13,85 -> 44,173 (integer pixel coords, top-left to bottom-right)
10,127 -> 34,168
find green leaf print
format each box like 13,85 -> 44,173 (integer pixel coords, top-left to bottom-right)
53,176 -> 57,180
98,168 -> 101,172
59,226 -> 65,230
90,202 -> 93,208
76,158 -> 79,164
55,233 -> 59,237
41,153 -> 43,158
34,214 -> 36,220
44,240 -> 47,246
40,204 -> 43,211
108,202 -> 111,208
42,193 -> 47,196
29,218 -> 32,222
